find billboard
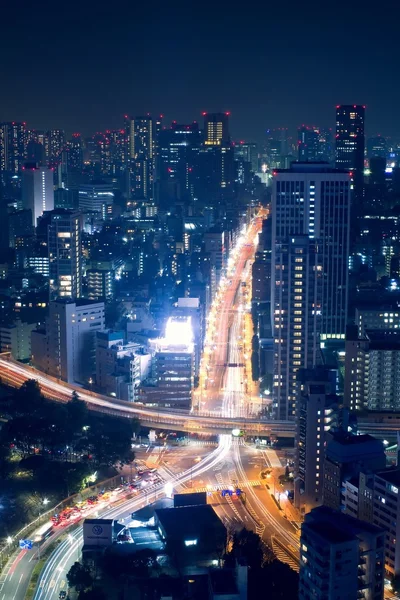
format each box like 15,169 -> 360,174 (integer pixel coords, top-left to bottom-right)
83,519 -> 113,547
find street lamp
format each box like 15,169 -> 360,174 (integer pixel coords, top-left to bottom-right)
6,536 -> 12,544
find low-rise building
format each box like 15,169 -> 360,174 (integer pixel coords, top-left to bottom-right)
0,319 -> 36,361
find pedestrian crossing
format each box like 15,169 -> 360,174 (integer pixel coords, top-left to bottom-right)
187,480 -> 261,493
271,537 -> 299,572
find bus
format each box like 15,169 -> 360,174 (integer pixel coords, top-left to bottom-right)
33,521 -> 53,544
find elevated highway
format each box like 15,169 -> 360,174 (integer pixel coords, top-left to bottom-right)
0,355 -> 294,436
0,357 -> 398,438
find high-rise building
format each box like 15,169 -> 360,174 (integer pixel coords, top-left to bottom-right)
294,367 -> 339,514
335,105 -> 365,184
0,122 -> 26,174
345,328 -> 400,412
31,299 -> 105,384
48,209 -> 82,301
66,133 -> 83,174
22,164 -> 54,225
272,163 -> 351,341
46,129 -> 65,165
367,136 -> 387,160
127,116 -> 154,199
300,506 -> 385,600
273,236 -> 322,420
158,122 -> 201,200
234,141 -> 258,173
298,126 -> 319,162
203,112 -> 230,145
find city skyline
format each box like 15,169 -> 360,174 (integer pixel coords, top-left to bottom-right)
1,1 -> 400,140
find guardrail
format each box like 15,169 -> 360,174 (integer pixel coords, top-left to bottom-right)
0,472 -> 129,571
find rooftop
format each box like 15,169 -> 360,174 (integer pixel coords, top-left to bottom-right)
155,505 -> 225,541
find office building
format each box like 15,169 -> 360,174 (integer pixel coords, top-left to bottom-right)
31,299 -> 105,384
96,330 -> 151,402
22,164 -> 54,225
0,122 -> 26,174
157,122 -> 201,201
323,432 -> 386,512
204,230 -> 226,280
139,316 -> 195,407
300,506 -> 385,600
48,210 -> 82,301
234,141 -> 258,173
273,236 -> 322,420
47,129 -> 65,164
345,328 -> 400,412
294,367 -> 339,514
78,182 -> 114,219
8,209 -> 33,247
0,319 -> 36,361
203,112 -> 230,145
356,306 -> 400,336
367,136 -> 387,160
272,163 -> 351,341
335,105 -> 365,184
298,126 -> 319,162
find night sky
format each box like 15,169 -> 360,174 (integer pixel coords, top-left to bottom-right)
1,0 -> 399,142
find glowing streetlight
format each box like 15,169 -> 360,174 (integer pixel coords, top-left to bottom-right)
43,498 -> 49,506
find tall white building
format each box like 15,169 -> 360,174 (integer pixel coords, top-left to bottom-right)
272,163 -> 351,341
22,164 -> 54,225
273,235 -> 322,419
31,299 -> 105,384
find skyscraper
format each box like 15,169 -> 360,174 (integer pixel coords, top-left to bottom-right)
272,163 -> 351,341
335,105 -> 365,184
298,126 -> 319,162
158,122 -> 201,201
273,236 -> 322,420
0,122 -> 26,174
48,210 -> 82,301
203,112 -> 230,145
22,164 -> 54,225
128,116 -> 153,199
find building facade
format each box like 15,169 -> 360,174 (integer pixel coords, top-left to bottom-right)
273,235 -> 322,420
48,210 -> 82,301
31,300 -> 104,384
272,163 -> 351,342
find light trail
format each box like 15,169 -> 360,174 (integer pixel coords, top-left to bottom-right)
34,435 -> 232,600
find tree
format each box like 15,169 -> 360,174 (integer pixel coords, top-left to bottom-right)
66,391 -> 89,436
227,528 -> 264,570
87,415 -> 135,467
13,379 -> 44,416
66,561 -> 93,592
78,589 -> 106,600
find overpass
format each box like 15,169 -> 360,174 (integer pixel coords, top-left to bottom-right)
0,356 -> 399,439
0,356 -> 294,436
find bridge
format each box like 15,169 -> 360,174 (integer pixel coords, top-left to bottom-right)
0,356 -> 399,439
